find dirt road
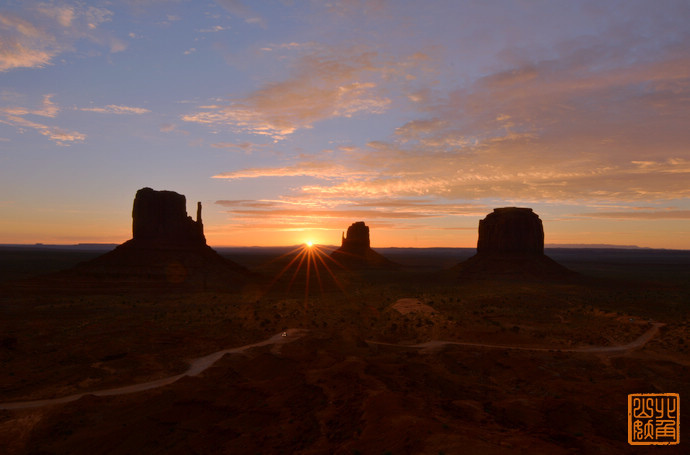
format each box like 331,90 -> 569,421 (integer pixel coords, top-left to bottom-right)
0,329 -> 306,410
368,322 -> 665,354
1,322 -> 665,411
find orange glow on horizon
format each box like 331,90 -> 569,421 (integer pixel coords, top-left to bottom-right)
3,217 -> 689,250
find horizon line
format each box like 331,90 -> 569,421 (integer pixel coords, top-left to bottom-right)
1,242 -> 686,251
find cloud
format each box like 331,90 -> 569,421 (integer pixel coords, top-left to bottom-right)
159,123 -> 190,135
216,197 -> 482,217
2,94 -> 59,118
213,126 -> 690,203
182,47 -> 429,139
35,4 -> 75,27
259,17 -> 689,204
324,0 -> 389,18
213,197 -> 487,235
574,210 -> 690,220
41,127 -> 86,144
244,17 -> 264,26
199,25 -> 228,33
196,1 -> 690,241
0,113 -> 85,145
214,0 -> 265,27
209,141 -> 266,153
80,105 -> 151,115
299,177 -> 453,198
0,12 -> 58,71
0,3 -> 116,72
223,207 -> 434,220
212,160 -> 375,180
0,93 -> 85,145
262,42 -> 316,52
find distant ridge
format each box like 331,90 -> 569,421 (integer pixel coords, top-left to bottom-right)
0,243 -> 118,250
546,244 -> 650,249
0,243 -> 666,251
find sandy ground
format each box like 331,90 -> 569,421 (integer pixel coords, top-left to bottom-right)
1,252 -> 688,454
391,298 -> 437,316
369,319 -> 665,354
0,329 -> 306,410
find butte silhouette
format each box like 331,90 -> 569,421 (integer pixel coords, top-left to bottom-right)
55,188 -> 248,291
455,207 -> 574,279
329,221 -> 397,269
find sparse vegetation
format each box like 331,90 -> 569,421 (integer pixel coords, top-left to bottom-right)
0,246 -> 688,453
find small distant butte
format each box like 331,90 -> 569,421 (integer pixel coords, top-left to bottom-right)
330,221 -> 398,269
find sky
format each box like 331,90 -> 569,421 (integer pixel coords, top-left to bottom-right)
1,0 -> 689,249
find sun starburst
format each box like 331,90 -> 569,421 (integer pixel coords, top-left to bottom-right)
261,243 -> 347,304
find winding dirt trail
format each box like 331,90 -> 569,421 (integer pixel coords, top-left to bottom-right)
1,323 -> 665,411
368,322 -> 665,354
0,329 -> 306,411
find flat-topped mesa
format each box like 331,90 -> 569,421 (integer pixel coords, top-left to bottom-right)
455,207 -> 574,280
477,207 -> 543,256
132,187 -> 205,246
341,221 -> 370,252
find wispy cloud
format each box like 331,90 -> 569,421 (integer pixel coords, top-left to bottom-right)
212,160 -> 375,180
199,25 -> 228,33
214,0 -> 265,28
209,141 -> 267,153
213,197 -> 486,235
0,93 -> 84,145
0,3 -> 118,72
1,94 -> 59,117
182,46 -> 427,140
261,21 -> 689,204
0,12 -> 57,71
574,210 -> 690,220
80,105 -> 151,115
222,207 -> 433,220
0,113 -> 85,145
198,13 -> 686,205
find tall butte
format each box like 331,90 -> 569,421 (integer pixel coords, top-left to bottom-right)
456,207 -> 573,279
330,221 -> 397,268
131,187 -> 205,247
63,188 -> 248,291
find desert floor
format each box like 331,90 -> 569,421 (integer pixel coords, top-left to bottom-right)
1,246 -> 688,454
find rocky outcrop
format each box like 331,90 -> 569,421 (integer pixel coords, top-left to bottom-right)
456,208 -> 574,280
51,188 -> 248,291
477,208 -> 543,255
132,187 -> 205,246
330,222 -> 397,269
